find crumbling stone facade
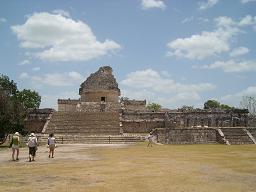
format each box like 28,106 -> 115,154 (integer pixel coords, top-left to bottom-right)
58,66 -> 120,113
24,108 -> 54,133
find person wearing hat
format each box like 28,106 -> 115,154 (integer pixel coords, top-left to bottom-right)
10,132 -> 20,161
27,133 -> 38,162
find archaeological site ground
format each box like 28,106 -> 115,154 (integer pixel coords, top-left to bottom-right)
0,143 -> 256,192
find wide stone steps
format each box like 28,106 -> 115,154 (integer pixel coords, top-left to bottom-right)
44,112 -> 120,135
37,134 -> 145,144
221,128 -> 254,144
248,128 -> 256,138
47,123 -> 118,128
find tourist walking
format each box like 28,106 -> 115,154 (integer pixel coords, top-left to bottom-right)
10,132 -> 20,161
27,133 -> 38,162
47,133 -> 56,158
147,133 -> 154,147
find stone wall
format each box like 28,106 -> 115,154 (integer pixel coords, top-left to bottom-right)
77,102 -> 120,112
24,108 -> 54,133
156,128 -> 217,144
121,111 -> 165,133
25,120 -> 46,133
122,120 -> 165,133
122,99 -> 147,111
80,90 -> 119,103
122,111 -> 164,120
121,109 -> 248,135
165,110 -> 248,129
248,116 -> 256,127
58,99 -> 79,112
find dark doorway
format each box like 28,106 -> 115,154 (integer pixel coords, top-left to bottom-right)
101,97 -> 106,102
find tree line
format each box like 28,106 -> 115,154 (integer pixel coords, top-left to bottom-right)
0,74 -> 41,139
147,99 -> 256,116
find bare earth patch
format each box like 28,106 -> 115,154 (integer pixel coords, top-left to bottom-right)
0,143 -> 256,192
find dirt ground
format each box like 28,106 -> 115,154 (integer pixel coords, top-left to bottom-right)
0,143 -> 256,192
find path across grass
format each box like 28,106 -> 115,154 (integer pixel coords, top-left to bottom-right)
0,143 -> 255,192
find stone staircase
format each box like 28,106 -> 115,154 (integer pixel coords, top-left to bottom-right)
247,128 -> 256,138
44,112 -> 120,135
36,133 -> 145,144
220,128 -> 254,144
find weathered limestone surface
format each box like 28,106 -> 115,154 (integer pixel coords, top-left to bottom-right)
248,128 -> 256,138
156,128 -> 217,144
45,112 -> 120,135
24,108 -> 54,133
122,99 -> 147,111
58,99 -> 79,112
220,128 -> 254,144
79,66 -> 120,103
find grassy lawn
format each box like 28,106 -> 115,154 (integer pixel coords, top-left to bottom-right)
0,143 -> 255,192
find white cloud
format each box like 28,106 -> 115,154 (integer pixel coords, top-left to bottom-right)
241,0 -> 256,3
11,12 -> 121,62
40,91 -> 79,109
182,16 -> 194,24
32,67 -> 40,71
221,86 -> 256,107
167,28 -> 234,60
121,69 -> 215,108
198,17 -> 209,23
230,46 -> 250,57
198,59 -> 256,73
141,0 -> 166,10
18,59 -> 30,66
0,18 -> 6,23
19,72 -> 29,79
28,71 -> 84,86
67,71 -> 83,81
52,9 -> 70,17
167,15 -> 256,60
238,15 -> 256,26
199,0 -> 219,10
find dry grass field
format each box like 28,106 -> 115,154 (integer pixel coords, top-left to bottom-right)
0,143 -> 256,192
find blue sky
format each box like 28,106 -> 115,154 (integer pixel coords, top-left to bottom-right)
0,0 -> 256,109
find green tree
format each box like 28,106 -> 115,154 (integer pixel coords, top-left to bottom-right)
204,100 -> 220,109
220,104 -> 232,110
0,74 -> 18,96
147,102 -> 161,112
16,89 -> 41,110
180,105 -> 194,111
0,74 -> 41,138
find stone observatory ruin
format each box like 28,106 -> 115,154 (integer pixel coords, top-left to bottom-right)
27,66 -> 256,145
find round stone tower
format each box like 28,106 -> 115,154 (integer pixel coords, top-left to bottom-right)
79,66 -> 120,103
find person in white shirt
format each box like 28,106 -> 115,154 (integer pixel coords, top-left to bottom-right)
147,133 -> 154,147
27,133 -> 38,162
47,133 -> 56,158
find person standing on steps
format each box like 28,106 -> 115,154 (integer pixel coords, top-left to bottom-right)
27,133 -> 38,162
10,132 -> 20,161
47,133 -> 56,158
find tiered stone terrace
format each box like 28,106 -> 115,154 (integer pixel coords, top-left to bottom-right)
248,128 -> 256,138
44,112 -> 120,135
220,128 -> 254,144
